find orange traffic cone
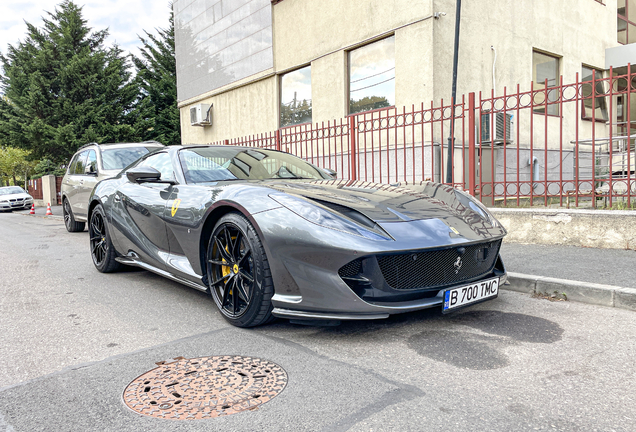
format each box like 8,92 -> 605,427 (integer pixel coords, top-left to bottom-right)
29,203 -> 35,215
45,203 -> 53,216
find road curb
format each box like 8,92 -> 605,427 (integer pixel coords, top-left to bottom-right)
504,272 -> 636,312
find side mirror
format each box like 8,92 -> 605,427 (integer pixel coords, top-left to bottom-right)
322,167 -> 337,179
84,164 -> 97,176
126,166 -> 162,184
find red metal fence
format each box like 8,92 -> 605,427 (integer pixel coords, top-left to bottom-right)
214,68 -> 636,209
27,178 -> 43,200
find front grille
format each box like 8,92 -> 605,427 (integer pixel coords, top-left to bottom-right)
377,240 -> 501,290
338,259 -> 362,278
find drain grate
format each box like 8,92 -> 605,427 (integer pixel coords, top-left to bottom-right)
123,356 -> 287,420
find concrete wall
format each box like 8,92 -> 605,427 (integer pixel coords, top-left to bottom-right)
180,75 -> 278,143
41,175 -> 58,207
433,0 -> 618,150
177,0 -> 621,153
272,0 -> 432,72
491,207 -> 636,250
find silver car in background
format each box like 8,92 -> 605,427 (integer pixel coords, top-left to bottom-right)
0,186 -> 34,212
61,141 -> 164,232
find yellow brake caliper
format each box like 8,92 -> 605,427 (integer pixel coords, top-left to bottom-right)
220,237 -> 236,294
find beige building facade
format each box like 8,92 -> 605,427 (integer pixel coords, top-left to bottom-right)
175,0 -> 624,146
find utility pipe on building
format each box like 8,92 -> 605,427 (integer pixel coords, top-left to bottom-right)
446,0 -> 462,184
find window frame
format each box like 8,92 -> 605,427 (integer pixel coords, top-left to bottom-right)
617,0 -> 636,44
279,64 -> 313,129
73,151 -> 89,175
532,50 -> 561,117
347,35 -> 396,116
581,66 -> 609,122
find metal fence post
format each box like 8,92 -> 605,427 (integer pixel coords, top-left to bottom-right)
468,92 -> 476,196
349,116 -> 357,181
275,129 -> 281,152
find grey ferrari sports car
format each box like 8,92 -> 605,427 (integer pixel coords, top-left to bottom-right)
88,145 -> 507,327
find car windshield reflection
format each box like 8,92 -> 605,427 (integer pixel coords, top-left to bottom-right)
0,186 -> 26,195
178,147 -> 329,184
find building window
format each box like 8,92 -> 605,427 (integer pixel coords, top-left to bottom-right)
280,66 -> 312,128
349,36 -> 395,115
618,0 -> 636,44
532,51 -> 560,116
581,66 -> 608,121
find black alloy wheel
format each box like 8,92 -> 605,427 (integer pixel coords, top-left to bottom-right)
89,204 -> 121,273
207,213 -> 274,327
63,198 -> 85,232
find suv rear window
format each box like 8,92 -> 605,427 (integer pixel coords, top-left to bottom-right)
101,147 -> 157,170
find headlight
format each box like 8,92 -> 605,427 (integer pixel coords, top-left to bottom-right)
269,193 -> 390,241
454,190 -> 499,227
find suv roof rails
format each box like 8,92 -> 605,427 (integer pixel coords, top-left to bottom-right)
76,140 -> 164,152
76,142 -> 100,151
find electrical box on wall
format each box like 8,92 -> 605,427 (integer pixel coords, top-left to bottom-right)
190,103 -> 212,127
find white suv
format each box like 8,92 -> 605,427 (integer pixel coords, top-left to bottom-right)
61,141 -> 164,232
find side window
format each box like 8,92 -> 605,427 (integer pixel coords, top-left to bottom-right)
86,150 -> 97,174
139,152 -> 174,181
68,153 -> 80,175
73,151 -> 89,175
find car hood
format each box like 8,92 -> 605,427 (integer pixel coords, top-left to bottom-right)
0,193 -> 32,200
262,179 -> 506,240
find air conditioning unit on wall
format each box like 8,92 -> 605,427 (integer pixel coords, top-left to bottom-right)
480,111 -> 512,145
190,103 -> 212,127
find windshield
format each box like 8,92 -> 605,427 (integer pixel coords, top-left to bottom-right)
0,186 -> 26,196
178,147 -> 330,184
101,146 -> 158,170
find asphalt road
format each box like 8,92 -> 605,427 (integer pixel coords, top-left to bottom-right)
1,212 -> 635,431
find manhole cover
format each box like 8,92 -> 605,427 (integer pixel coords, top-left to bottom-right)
123,356 -> 287,420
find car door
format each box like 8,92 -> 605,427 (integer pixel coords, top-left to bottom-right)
67,150 -> 89,216
74,149 -> 98,220
110,152 -> 174,269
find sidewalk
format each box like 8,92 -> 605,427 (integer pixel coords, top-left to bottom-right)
500,243 -> 636,311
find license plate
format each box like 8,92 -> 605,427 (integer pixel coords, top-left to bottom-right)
442,277 -> 499,312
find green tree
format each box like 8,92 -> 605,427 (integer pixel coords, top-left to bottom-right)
349,96 -> 390,115
0,147 -> 35,187
131,6 -> 180,145
0,0 -> 140,164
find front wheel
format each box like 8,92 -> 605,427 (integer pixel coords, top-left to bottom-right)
89,204 -> 121,273
206,213 -> 274,327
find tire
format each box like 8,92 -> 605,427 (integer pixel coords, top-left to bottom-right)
206,212 -> 274,328
64,198 -> 85,232
89,204 -> 121,273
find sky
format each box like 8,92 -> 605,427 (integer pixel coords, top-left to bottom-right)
0,0 -> 172,58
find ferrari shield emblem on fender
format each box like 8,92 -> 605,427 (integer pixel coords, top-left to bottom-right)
171,199 -> 181,217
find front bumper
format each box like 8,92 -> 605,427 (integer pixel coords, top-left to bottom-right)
0,200 -> 32,210
254,207 -> 507,321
